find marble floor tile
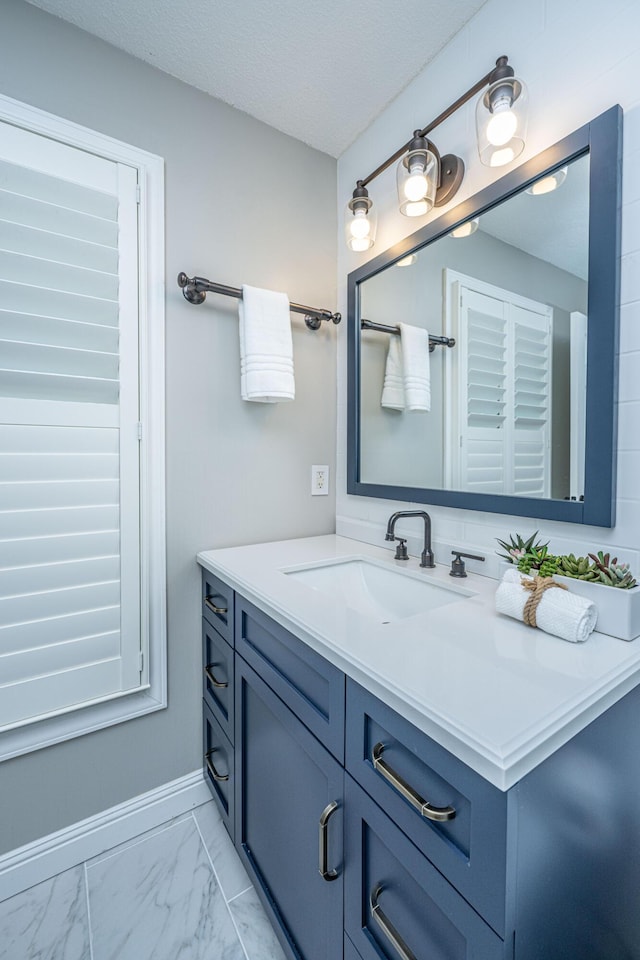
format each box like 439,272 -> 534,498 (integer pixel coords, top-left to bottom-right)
0,865 -> 90,960
86,811 -> 193,868
87,817 -> 244,960
193,802 -> 251,901
229,887 -> 287,960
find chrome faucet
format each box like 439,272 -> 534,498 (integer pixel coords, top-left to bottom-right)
385,511 -> 435,568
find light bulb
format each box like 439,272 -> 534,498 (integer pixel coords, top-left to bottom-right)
486,100 -> 518,146
489,146 -> 516,168
404,171 -> 428,202
403,199 -> 429,217
349,209 -> 371,239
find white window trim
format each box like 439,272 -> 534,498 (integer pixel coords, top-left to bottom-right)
0,93 -> 166,762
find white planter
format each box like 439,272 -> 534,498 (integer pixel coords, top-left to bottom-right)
553,575 -> 640,642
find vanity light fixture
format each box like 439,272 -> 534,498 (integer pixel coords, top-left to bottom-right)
345,56 -> 527,250
395,253 -> 418,267
345,182 -> 377,251
476,56 -> 528,168
450,217 -> 479,238
526,165 -> 568,195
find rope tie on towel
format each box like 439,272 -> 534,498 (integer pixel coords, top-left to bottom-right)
521,577 -> 568,628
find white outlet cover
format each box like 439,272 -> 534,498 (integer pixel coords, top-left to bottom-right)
311,464 -> 329,496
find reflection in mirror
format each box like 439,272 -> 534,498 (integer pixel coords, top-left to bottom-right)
359,153 -> 589,502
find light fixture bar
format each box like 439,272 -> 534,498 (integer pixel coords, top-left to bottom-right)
359,60 -> 506,189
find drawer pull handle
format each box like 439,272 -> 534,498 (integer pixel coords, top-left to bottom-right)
204,664 -> 228,689
205,596 -> 228,616
372,742 -> 455,822
205,749 -> 229,783
370,885 -> 417,960
318,801 -> 339,881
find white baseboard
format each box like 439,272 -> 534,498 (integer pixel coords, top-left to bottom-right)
0,770 -> 210,903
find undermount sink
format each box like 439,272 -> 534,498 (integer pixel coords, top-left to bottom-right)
282,557 -> 474,623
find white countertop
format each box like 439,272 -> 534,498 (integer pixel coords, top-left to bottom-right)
197,535 -> 640,790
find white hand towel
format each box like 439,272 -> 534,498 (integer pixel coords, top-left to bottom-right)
380,336 -> 405,410
400,323 -> 431,411
239,284 -> 295,402
380,324 -> 431,411
495,568 -> 598,643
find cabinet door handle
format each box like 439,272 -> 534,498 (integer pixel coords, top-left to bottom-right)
372,743 -> 455,822
370,885 -> 417,960
205,596 -> 228,616
205,749 -> 229,782
318,801 -> 339,881
204,664 -> 228,688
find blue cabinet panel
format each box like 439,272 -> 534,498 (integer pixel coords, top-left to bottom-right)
202,617 -> 234,743
202,569 -> 234,645
344,775 -> 508,960
235,656 -> 344,960
235,595 -> 345,763
203,698 -> 235,839
346,680 -> 508,936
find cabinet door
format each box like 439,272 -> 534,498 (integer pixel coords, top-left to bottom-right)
345,776 -> 508,960
235,656 -> 344,960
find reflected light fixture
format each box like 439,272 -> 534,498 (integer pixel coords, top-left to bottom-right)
450,217 -> 479,238
396,254 -> 418,267
345,56 -> 527,251
526,165 -> 568,195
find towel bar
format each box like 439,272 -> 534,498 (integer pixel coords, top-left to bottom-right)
361,317 -> 455,352
177,273 -> 341,330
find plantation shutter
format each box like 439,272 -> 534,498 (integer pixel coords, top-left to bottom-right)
0,120 -> 142,730
453,277 -> 552,496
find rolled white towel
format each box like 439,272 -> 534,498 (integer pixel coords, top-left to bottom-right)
495,568 -> 598,643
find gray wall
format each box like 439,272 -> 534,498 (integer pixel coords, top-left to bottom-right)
0,0 -> 337,854
359,230 -> 586,497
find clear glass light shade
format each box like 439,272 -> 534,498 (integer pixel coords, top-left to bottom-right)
476,77 -> 528,168
397,148 -> 438,217
344,199 -> 377,252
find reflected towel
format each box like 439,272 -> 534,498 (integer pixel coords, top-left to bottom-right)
380,336 -> 405,410
381,324 -> 431,411
239,284 -> 295,402
495,568 -> 598,643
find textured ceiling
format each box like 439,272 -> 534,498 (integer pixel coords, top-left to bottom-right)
25,0 -> 487,156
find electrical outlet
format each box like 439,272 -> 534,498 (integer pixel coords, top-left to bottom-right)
311,464 -> 329,496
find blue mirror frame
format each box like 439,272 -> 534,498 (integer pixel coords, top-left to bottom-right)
347,105 -> 622,527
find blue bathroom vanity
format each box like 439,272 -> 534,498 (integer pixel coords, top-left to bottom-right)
198,535 -> 640,960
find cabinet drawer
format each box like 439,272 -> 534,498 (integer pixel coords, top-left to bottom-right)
345,776 -> 508,960
202,618 -> 234,743
346,681 -> 508,936
201,569 -> 234,645
235,595 -> 345,763
203,699 -> 235,840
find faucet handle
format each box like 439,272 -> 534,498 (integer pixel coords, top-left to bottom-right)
450,550 -> 485,578
393,538 -> 409,561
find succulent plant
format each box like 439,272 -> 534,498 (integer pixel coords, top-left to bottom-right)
588,551 -> 637,589
557,553 -> 600,582
516,544 -> 559,577
496,530 -> 548,564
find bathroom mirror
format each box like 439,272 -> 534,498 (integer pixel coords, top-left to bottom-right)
347,106 -> 622,526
